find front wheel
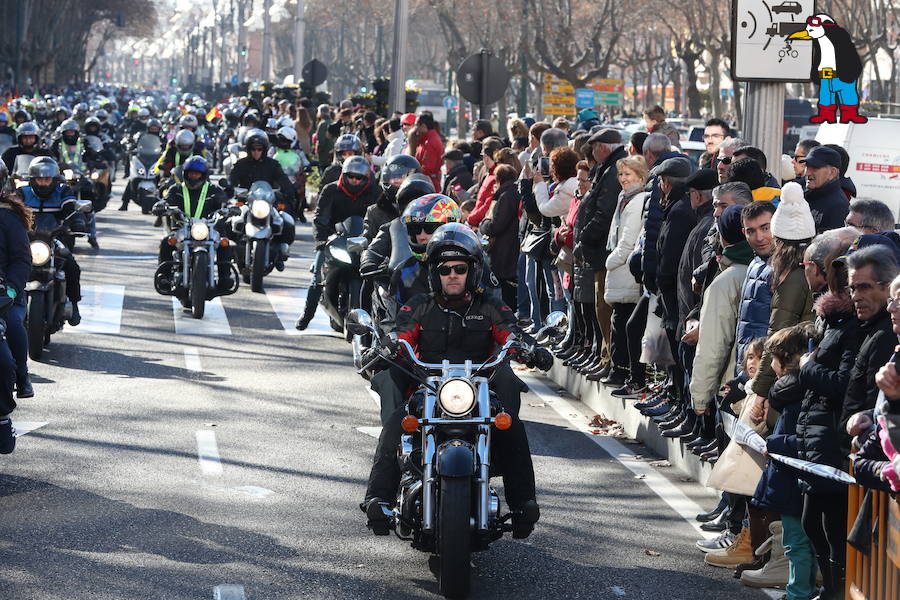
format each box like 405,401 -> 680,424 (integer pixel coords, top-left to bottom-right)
438,477 -> 472,599
251,239 -> 268,293
26,293 -> 47,361
190,252 -> 208,319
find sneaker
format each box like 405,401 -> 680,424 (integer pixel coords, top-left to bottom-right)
696,529 -> 735,553
611,382 -> 648,399
16,375 -> 34,399
705,527 -> 753,567
0,418 -> 16,454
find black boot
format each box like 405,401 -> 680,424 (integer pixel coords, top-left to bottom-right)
68,302 -> 81,326
295,286 -> 322,330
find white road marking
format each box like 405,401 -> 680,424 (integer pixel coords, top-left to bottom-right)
521,374 -> 715,539
213,584 -> 246,600
265,287 -> 342,337
13,421 -> 48,437
609,586 -> 626,597
231,485 -> 274,498
183,347 -> 202,372
173,297 -> 232,335
77,285 -> 125,334
196,430 -> 223,476
356,426 -> 383,439
82,255 -> 157,260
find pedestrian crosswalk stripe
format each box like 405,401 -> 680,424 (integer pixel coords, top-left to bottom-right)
13,421 -> 48,437
265,287 -> 342,337
77,285 -> 125,334
172,297 -> 232,335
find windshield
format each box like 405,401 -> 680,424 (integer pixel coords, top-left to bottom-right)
417,90 -> 445,107
137,133 -> 162,155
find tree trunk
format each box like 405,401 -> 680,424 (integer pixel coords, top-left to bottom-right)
684,61 -> 702,118
732,80 -> 743,126
709,52 -> 722,117
672,64 -> 682,115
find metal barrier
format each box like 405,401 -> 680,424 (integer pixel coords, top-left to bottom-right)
846,484 -> 900,599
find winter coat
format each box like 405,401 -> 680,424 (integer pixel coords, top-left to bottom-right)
535,177 -> 577,219
363,192 -> 400,242
637,150 -> 682,294
369,130 -> 406,167
753,371 -> 806,517
656,187 -> 697,329
603,187 -> 646,304
750,267 -> 815,398
840,308 -> 895,435
677,202 -> 714,331
314,176 -> 379,243
441,164 -> 475,205
576,146 -> 627,269
467,167 -> 496,227
414,128 -> 444,190
806,178 -> 850,234
690,254 -> 751,411
0,203 -> 31,306
480,181 -> 521,281
853,424 -> 894,492
229,156 -> 294,197
734,257 -> 773,373
796,291 -> 860,494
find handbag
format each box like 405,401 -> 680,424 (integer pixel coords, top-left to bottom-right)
520,228 -> 552,261
553,245 -> 575,275
706,395 -> 769,495
639,294 -> 675,366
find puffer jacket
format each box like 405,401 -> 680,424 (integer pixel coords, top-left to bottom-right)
734,256 -> 773,372
603,186 -> 645,304
750,267 -> 815,398
753,371 -> 806,517
637,150 -> 682,294
796,291 -> 860,494
535,177 -> 577,218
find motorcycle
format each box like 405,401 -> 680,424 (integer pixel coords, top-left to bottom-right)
152,202 -> 239,319
229,181 -> 286,293
84,135 -> 111,212
25,200 -> 93,360
124,133 -> 163,214
347,309 -> 567,599
320,216 -> 366,334
221,143 -> 243,177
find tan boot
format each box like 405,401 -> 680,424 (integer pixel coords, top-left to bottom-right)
740,521 -> 789,588
705,526 -> 753,568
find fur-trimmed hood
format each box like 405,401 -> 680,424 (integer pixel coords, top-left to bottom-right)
813,290 -> 854,317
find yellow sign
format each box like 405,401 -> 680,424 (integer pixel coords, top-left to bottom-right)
543,105 -> 576,116
542,95 -> 575,105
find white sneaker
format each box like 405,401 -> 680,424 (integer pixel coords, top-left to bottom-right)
696,529 -> 735,553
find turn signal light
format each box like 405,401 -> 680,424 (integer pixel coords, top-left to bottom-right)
166,236 -> 177,246
220,238 -> 229,247
494,412 -> 512,430
276,203 -> 285,210
236,201 -> 245,207
401,415 -> 419,433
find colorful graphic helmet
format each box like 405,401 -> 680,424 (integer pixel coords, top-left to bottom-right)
401,193 -> 461,258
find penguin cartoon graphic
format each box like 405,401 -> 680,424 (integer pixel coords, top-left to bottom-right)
788,14 -> 866,125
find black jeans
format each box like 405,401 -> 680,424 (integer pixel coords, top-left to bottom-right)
365,363 -> 536,510
610,302 -> 636,376
499,279 -> 517,312
625,296 -> 649,385
57,247 -> 81,303
0,319 -> 17,415
802,490 -> 848,579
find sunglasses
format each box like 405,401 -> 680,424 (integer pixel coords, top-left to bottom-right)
438,263 -> 468,276
718,156 -> 733,165
806,16 -> 833,27
408,222 -> 443,235
345,174 -> 365,181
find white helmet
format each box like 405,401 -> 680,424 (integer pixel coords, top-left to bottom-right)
278,116 -> 294,129
276,126 -> 297,146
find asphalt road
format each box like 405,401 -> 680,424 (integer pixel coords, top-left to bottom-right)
0,174 -> 773,600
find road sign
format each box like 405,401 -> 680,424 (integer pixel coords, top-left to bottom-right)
301,59 -> 328,87
543,105 -> 576,117
731,0 -> 814,82
230,75 -> 238,86
456,50 -> 511,115
442,95 -> 456,109
542,73 -> 575,119
575,88 -> 595,108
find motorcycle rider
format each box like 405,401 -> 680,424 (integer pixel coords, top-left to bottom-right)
361,173 -> 434,269
295,155 -> 379,330
319,133 -> 364,188
155,156 -> 234,292
363,154 -> 421,239
16,157 -> 82,326
361,223 -> 551,538
271,126 -> 310,221
0,113 -> 16,139
2,121 -> 52,174
229,129 -> 296,269
154,129 -> 200,180
51,119 -> 106,249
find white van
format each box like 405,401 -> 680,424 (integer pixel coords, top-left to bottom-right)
408,79 -> 449,127
816,118 -> 900,222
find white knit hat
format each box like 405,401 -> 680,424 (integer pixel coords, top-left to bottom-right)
771,181 -> 815,240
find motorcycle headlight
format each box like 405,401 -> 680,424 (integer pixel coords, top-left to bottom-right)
30,240 -> 51,266
331,247 -> 352,264
238,151 -> 248,159
438,379 -> 476,417
190,222 -> 210,240
250,199 -> 270,219
63,169 -> 74,181
137,166 -> 146,176
91,171 -> 100,180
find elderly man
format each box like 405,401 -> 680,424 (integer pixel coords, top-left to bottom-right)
716,138 -> 748,183
845,198 -> 896,234
801,146 -> 850,233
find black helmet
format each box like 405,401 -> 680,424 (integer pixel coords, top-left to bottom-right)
244,128 -> 269,153
84,116 -> 101,136
333,134 -> 362,161
395,173 -> 435,211
425,223 -> 484,296
182,156 -> 209,190
401,193 -> 461,257
16,122 -> 40,149
28,156 -> 60,198
380,154 -> 420,191
147,118 -> 163,134
13,109 -> 31,124
242,111 -> 260,127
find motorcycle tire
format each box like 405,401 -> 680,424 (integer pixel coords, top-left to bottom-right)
251,239 -> 268,293
190,253 -> 208,319
437,477 -> 472,599
26,293 -> 47,361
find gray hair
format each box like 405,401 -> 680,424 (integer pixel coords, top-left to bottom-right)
601,141 -> 624,153
847,244 -> 900,284
540,127 -> 569,152
642,133 -> 670,158
849,198 -> 895,232
317,104 -> 331,118
806,226 -> 860,271
720,138 -> 746,153
713,181 -> 753,205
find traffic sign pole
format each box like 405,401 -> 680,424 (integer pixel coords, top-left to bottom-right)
742,82 -> 785,182
479,50 -> 489,119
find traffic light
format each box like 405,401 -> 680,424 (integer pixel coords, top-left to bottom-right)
360,86 -> 368,93
171,77 -> 178,85
133,58 -> 140,66
240,47 -> 248,57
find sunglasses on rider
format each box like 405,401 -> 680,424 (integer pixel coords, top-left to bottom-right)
438,263 -> 468,276
408,222 -> 443,235
345,174 -> 365,181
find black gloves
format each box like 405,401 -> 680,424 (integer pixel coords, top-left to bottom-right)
520,347 -> 554,371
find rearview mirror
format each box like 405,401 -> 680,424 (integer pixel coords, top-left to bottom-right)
536,310 -> 568,341
347,236 -> 369,253
75,200 -> 94,213
346,309 -> 376,337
